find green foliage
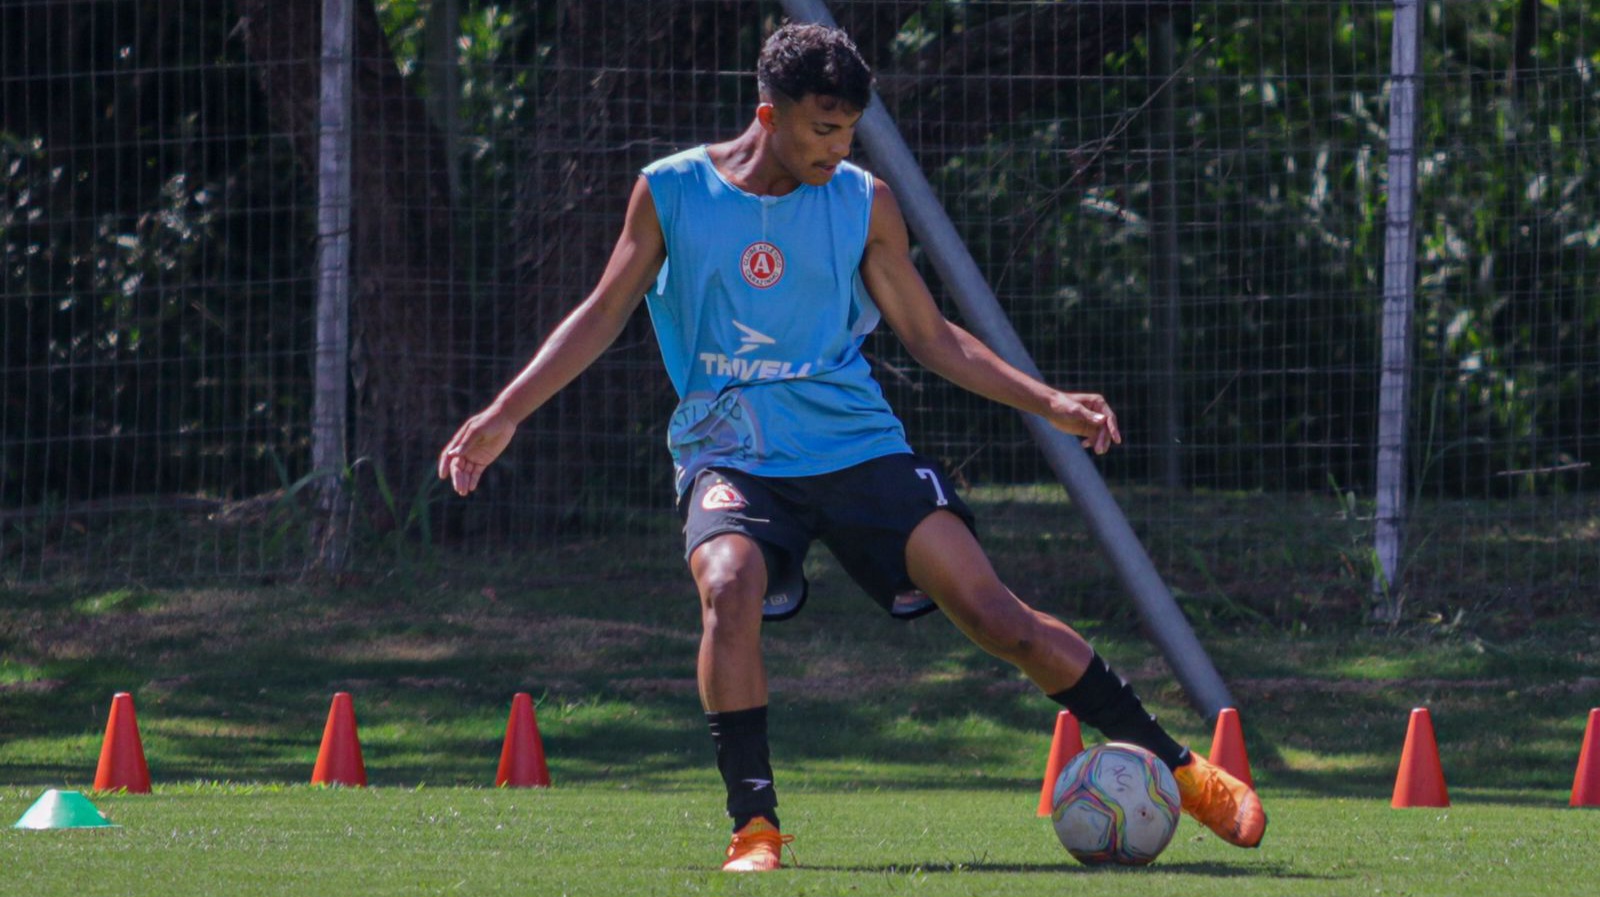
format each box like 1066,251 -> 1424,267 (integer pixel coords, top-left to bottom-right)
880,2 -> 1599,497
1410,1 -> 1600,496
373,0 -> 551,273
0,9 -> 314,508
3,1 -> 1597,529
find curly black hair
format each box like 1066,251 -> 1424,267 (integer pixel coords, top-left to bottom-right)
756,22 -> 874,111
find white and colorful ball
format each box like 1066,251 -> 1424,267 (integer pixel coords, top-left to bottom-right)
1050,742 -> 1182,866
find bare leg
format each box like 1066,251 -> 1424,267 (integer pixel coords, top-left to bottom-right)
904,510 -> 1093,692
907,511 -> 1267,847
690,532 -> 782,847
690,533 -> 770,711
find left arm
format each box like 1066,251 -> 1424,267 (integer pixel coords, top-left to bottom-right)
859,180 -> 1121,455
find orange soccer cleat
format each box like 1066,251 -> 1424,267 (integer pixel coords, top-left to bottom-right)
1174,753 -> 1267,848
722,816 -> 795,872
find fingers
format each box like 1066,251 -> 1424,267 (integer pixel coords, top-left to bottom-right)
1064,393 -> 1120,455
438,420 -> 472,481
439,413 -> 511,495
1081,397 -> 1119,437
437,441 -> 456,481
1100,404 -> 1121,446
448,455 -> 479,496
1081,426 -> 1110,455
440,420 -> 480,494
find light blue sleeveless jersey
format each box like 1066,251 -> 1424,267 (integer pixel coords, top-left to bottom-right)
641,146 -> 911,493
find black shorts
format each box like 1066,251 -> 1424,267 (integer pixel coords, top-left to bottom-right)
678,453 -> 977,622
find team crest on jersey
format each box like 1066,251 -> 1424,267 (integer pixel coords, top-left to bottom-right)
701,481 -> 748,512
740,241 -> 785,289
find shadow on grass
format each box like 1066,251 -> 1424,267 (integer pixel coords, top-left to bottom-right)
3,532 -> 1598,797
796,860 -> 1331,879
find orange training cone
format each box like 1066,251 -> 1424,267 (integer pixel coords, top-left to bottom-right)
93,692 -> 151,793
1391,707 -> 1449,808
311,692 -> 367,787
496,692 -> 551,788
1570,708 -> 1600,807
1037,710 -> 1085,816
1208,707 -> 1254,787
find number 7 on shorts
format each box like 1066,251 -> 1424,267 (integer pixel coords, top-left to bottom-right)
916,468 -> 949,507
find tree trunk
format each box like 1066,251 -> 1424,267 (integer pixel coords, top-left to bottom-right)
504,0 -> 753,523
237,0 -> 458,519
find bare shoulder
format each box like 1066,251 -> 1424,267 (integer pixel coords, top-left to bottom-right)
624,176 -> 664,238
628,173 -> 658,208
867,176 -> 909,248
870,175 -> 899,206
589,176 -> 665,299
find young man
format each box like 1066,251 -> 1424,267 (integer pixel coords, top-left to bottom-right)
439,22 -> 1265,872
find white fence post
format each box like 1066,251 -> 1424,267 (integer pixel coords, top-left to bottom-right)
313,0 -> 355,570
1374,0 -> 1423,619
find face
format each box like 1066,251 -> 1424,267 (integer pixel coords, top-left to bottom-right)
759,94 -> 863,186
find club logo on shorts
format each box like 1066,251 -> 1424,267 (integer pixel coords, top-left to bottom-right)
701,482 -> 748,511
740,241 -> 785,289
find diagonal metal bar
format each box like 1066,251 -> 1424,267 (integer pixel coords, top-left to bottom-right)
778,0 -> 1234,717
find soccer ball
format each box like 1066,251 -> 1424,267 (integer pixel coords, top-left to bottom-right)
1050,742 -> 1182,866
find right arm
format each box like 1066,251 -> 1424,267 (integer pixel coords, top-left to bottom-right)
438,177 -> 666,496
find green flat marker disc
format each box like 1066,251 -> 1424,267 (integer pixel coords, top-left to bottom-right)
12,790 -> 119,830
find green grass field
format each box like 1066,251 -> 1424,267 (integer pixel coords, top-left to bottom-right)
3,787 -> 1594,896
3,487 -> 1599,894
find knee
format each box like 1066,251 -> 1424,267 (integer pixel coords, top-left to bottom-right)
699,564 -> 761,613
694,549 -> 765,635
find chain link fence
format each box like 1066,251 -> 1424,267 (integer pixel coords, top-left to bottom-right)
3,1 -> 1596,623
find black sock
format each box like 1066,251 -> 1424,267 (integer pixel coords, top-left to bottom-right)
705,706 -> 779,831
1048,654 -> 1191,771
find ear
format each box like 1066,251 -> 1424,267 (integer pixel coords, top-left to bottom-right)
756,102 -> 777,132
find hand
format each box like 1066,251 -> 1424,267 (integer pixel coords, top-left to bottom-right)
1047,392 -> 1122,455
438,408 -> 518,496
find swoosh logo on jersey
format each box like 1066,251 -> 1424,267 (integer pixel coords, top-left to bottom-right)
732,319 -> 776,355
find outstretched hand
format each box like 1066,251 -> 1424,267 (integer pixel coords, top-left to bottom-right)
438,410 -> 518,496
1047,392 -> 1122,455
